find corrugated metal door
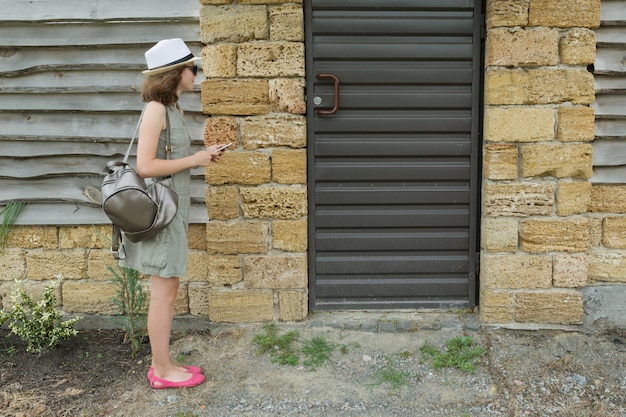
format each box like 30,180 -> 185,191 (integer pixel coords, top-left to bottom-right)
306,0 -> 483,309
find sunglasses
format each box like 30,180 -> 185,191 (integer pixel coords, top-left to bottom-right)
186,65 -> 198,76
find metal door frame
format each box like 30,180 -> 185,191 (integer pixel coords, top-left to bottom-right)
305,0 -> 485,310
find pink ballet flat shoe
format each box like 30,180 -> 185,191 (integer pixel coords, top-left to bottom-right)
147,365 -> 202,381
148,371 -> 205,389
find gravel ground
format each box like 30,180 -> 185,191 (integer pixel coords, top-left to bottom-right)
95,312 -> 625,417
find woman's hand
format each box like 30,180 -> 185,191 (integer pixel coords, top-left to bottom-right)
194,144 -> 227,166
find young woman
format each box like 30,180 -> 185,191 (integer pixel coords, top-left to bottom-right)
120,38 -> 226,389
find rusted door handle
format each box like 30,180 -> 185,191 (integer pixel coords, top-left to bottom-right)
316,73 -> 340,116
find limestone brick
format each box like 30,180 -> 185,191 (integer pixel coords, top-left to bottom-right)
187,283 -> 209,316
270,4 -> 304,42
486,28 -> 559,67
26,250 -> 86,280
482,183 -> 554,217
557,106 -> 595,142
485,68 -> 595,105
520,218 -> 590,253
486,0 -> 529,28
553,254 -> 588,288
199,0 -> 232,4
272,149 -> 307,184
208,255 -> 242,286
269,78 -> 306,114
244,254 -> 307,289
481,253 -> 552,289
238,0 -> 302,4
483,144 -> 518,180
207,220 -> 268,255
201,79 -> 269,116
557,181 -> 591,216
184,250 -> 209,282
87,249 -> 118,281
188,224 -> 208,251
240,115 -> 306,149
200,5 -> 268,43
206,151 -> 271,185
588,251 -> 626,283
521,143 -> 592,179
0,249 -> 26,280
238,42 -> 305,77
515,290 -> 584,324
590,185 -> 626,213
204,117 -> 238,149
174,283 -> 190,316
206,289 -> 274,322
479,290 -> 515,323
481,217 -> 518,252
62,281 -> 116,314
529,0 -> 601,29
589,216 -> 603,248
206,186 -> 240,220
9,226 -> 58,249
201,44 -> 237,78
240,0 -> 302,4
602,217 -> 626,249
279,290 -> 308,321
484,107 -> 556,143
240,187 -> 307,220
273,219 -> 307,252
560,29 -> 596,65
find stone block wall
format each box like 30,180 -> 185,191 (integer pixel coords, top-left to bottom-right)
481,0 -> 600,327
0,3 -> 307,325
199,0 -> 308,322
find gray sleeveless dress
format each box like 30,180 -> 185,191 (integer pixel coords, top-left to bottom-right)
119,105 -> 191,278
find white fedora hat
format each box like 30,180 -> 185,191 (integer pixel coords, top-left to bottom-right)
143,38 -> 201,76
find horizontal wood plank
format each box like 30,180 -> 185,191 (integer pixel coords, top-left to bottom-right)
0,112 -> 206,141
593,94 -> 626,117
0,92 -> 202,111
0,45 -> 201,75
1,140 -> 207,158
13,203 -> 209,225
595,119 -> 626,140
0,22 -> 201,47
595,48 -> 626,74
0,155 -> 208,177
600,0 -> 626,23
2,0 -> 200,21
592,166 -> 626,183
593,139 -> 626,166
0,177 -> 210,205
596,27 -> 626,45
595,75 -> 626,93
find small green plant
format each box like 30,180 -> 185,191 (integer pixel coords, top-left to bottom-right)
372,356 -> 414,389
0,202 -> 26,253
174,412 -> 198,417
253,323 -> 300,366
420,336 -> 485,373
302,336 -> 337,371
108,265 -> 148,357
0,280 -> 81,354
252,323 -> 339,370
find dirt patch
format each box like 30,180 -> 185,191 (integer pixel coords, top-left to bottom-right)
1,317 -> 625,417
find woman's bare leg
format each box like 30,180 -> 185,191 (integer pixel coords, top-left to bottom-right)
148,275 -> 193,382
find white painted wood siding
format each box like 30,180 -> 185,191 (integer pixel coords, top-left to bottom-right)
0,0 -> 208,224
592,0 -> 626,182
